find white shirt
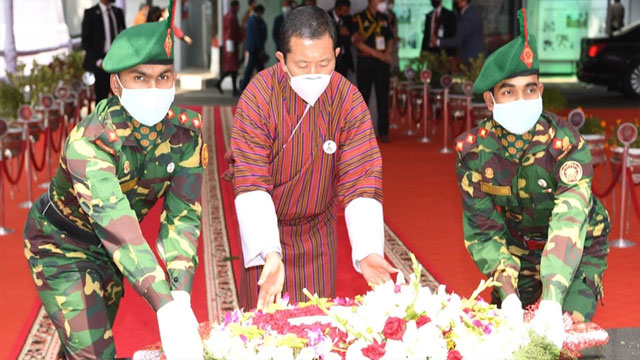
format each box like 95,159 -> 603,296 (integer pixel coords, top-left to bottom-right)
98,2 -> 118,53
430,6 -> 442,47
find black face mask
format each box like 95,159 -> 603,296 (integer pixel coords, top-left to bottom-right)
431,0 -> 441,8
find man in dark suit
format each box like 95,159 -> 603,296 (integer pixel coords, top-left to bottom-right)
81,0 -> 126,103
240,4 -> 267,91
273,0 -> 293,52
421,0 -> 456,55
329,0 -> 355,77
438,0 -> 486,63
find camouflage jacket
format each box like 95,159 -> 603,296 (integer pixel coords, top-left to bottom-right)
49,97 -> 204,311
455,113 -> 609,304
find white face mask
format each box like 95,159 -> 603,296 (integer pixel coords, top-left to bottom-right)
491,93 -> 542,135
285,67 -> 332,106
376,1 -> 388,13
116,75 -> 175,127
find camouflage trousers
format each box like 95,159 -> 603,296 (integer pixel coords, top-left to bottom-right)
493,232 -> 610,322
24,198 -> 124,359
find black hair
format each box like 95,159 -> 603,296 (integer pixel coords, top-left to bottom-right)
254,4 -> 265,13
231,0 -> 240,7
248,0 -> 255,5
335,0 -> 351,9
147,6 -> 163,22
280,6 -> 337,56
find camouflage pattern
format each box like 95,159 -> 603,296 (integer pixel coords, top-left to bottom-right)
24,96 -> 204,358
455,113 -> 610,321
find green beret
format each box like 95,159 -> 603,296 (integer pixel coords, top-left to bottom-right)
103,0 -> 175,73
473,9 -> 539,94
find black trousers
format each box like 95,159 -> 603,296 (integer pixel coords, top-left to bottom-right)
240,50 -> 265,91
356,57 -> 390,137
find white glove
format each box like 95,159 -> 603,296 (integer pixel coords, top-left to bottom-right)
530,300 -> 566,349
501,293 -> 524,325
171,290 -> 191,307
156,300 -> 204,360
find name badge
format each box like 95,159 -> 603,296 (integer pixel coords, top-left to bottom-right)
437,26 -> 444,38
323,140 -> 337,154
375,36 -> 386,51
480,181 -> 512,196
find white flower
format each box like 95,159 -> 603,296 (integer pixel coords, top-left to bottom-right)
256,344 -> 294,360
381,339 -> 408,359
204,329 -> 233,359
226,337 -> 256,360
296,347 -> 316,360
324,352 -> 342,360
345,339 -> 370,360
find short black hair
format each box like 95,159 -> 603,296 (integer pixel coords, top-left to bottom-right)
335,0 -> 350,9
254,4 -> 265,13
231,0 -> 240,7
280,6 -> 337,56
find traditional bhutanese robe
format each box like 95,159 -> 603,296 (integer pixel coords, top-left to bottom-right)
229,63 -> 383,308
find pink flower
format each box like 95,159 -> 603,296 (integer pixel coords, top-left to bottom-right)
383,317 -> 407,340
447,349 -> 463,360
361,339 -> 386,360
416,315 -> 432,328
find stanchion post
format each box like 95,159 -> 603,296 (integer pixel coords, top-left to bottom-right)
0,118 -> 15,235
418,69 -> 432,143
17,105 -> 37,209
462,82 -> 474,132
389,77 -> 400,130
439,75 -> 453,154
404,67 -> 416,136
82,72 -> 96,113
610,123 -> 637,248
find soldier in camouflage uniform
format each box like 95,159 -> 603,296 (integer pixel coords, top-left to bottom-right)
455,9 -> 609,348
23,2 -> 206,358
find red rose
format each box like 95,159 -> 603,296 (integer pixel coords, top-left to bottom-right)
447,349 -> 463,360
361,340 -> 386,360
416,315 -> 432,328
383,316 -> 407,340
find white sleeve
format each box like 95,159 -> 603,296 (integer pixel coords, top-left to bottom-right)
344,197 -> 385,273
235,190 -> 282,268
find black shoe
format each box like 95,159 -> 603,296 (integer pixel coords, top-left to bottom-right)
214,81 -> 223,94
380,135 -> 390,143
232,89 -> 241,97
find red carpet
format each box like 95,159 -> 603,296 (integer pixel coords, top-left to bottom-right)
380,107 -> 640,329
212,107 -> 371,306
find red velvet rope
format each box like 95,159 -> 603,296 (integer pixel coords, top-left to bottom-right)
2,140 -> 27,185
29,128 -> 49,172
591,161 -> 624,198
627,168 -> 640,223
49,118 -> 66,153
396,90 -> 409,116
411,93 -> 423,123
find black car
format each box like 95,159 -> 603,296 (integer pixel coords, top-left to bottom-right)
577,20 -> 640,99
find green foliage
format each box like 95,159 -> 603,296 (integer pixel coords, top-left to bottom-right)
541,86 -> 567,113
513,331 -> 561,360
0,81 -> 27,121
458,53 -> 486,83
3,50 -> 85,122
579,115 -> 605,135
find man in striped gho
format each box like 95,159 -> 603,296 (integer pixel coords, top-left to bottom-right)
226,5 -> 397,310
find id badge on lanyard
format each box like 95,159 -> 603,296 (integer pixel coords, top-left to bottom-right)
375,36 -> 386,51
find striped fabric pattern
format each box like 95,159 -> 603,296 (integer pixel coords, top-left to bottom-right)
230,63 -> 383,307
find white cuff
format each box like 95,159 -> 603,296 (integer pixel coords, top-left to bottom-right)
345,197 -> 385,273
235,190 -> 281,268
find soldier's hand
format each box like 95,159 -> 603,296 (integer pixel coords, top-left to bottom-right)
256,252 -> 284,310
530,300 -> 566,349
360,253 -> 398,287
156,300 -> 204,360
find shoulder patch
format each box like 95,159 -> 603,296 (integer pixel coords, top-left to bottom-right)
95,139 -> 116,155
171,107 -> 203,132
455,127 -> 481,158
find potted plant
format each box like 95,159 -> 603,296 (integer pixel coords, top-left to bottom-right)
0,81 -> 28,157
579,113 -> 607,166
607,118 -> 640,184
